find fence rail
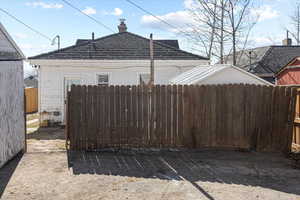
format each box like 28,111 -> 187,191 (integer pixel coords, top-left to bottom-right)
66,84 -> 297,153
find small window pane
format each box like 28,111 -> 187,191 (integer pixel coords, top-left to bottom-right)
140,74 -> 150,85
98,74 -> 109,85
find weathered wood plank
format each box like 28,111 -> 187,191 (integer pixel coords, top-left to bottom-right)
131,86 -> 137,147
126,86 -> 131,147
166,85 -> 172,147
115,86 -> 121,148
172,85 -> 178,147
137,85 -> 143,147
149,86 -> 155,146
155,85 -> 161,147
177,85 -> 183,147
143,86 -> 149,146
81,86 -> 87,150
160,85 -> 166,147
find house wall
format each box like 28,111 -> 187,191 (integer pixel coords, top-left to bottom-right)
0,61 -> 24,168
277,68 -> 300,85
35,59 -> 208,123
198,67 -> 270,85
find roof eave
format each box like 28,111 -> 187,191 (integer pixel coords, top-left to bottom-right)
0,22 -> 25,59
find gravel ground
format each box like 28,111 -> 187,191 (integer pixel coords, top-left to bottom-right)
0,128 -> 300,200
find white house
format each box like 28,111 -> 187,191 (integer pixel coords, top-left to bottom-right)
170,64 -> 273,85
0,22 -> 25,168
28,21 -> 209,123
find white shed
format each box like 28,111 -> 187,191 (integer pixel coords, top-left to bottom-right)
170,64 -> 273,86
0,22 -> 25,168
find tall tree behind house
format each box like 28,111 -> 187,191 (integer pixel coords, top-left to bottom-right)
289,1 -> 300,45
188,0 -> 259,64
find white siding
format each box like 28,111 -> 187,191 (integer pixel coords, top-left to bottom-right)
198,67 -> 270,85
38,62 -> 203,122
0,61 -> 25,168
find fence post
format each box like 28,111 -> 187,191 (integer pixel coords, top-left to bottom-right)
65,90 -> 70,150
23,88 -> 27,153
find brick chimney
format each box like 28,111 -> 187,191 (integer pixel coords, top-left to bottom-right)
283,30 -> 292,46
283,38 -> 292,46
118,19 -> 127,33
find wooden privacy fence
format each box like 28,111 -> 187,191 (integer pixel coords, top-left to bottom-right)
66,84 -> 297,153
293,88 -> 300,145
25,88 -> 38,114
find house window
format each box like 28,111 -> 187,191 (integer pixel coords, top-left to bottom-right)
139,73 -> 150,85
97,74 -> 109,85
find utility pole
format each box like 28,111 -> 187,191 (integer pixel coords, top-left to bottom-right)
149,33 -> 154,87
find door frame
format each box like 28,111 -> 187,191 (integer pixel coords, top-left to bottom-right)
62,76 -> 82,124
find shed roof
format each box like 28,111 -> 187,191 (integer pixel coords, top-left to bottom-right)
28,32 -> 207,60
170,64 -> 272,85
0,22 -> 25,60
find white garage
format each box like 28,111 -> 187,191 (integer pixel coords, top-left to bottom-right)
170,64 -> 273,86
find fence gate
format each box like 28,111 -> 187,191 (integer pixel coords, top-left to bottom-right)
293,88 -> 300,146
66,84 -> 297,153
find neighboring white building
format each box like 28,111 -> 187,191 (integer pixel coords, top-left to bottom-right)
170,64 -> 273,86
28,21 -> 209,123
0,22 -> 25,168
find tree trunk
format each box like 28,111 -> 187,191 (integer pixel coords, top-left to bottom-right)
220,0 -> 225,64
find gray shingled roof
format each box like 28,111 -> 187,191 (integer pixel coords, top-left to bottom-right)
155,40 -> 179,49
76,39 -> 180,49
28,32 -> 208,60
225,46 -> 300,76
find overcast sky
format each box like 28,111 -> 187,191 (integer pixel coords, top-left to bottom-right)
0,0 -> 298,74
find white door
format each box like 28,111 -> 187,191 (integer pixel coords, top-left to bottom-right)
63,77 -> 81,123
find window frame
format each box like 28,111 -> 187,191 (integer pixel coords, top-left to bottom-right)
96,73 -> 110,86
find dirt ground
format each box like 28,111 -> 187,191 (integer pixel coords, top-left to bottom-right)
26,128 -> 66,152
1,128 -> 300,200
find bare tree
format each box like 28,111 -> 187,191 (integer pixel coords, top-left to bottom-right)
290,1 -> 300,45
187,0 -> 219,59
187,0 -> 258,64
226,0 -> 256,65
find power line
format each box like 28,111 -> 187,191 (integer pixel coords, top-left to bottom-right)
0,7 -> 52,41
124,0 -> 196,40
60,0 -> 115,33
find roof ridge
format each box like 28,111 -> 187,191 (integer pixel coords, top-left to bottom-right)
123,32 -> 208,60
28,31 -> 208,60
